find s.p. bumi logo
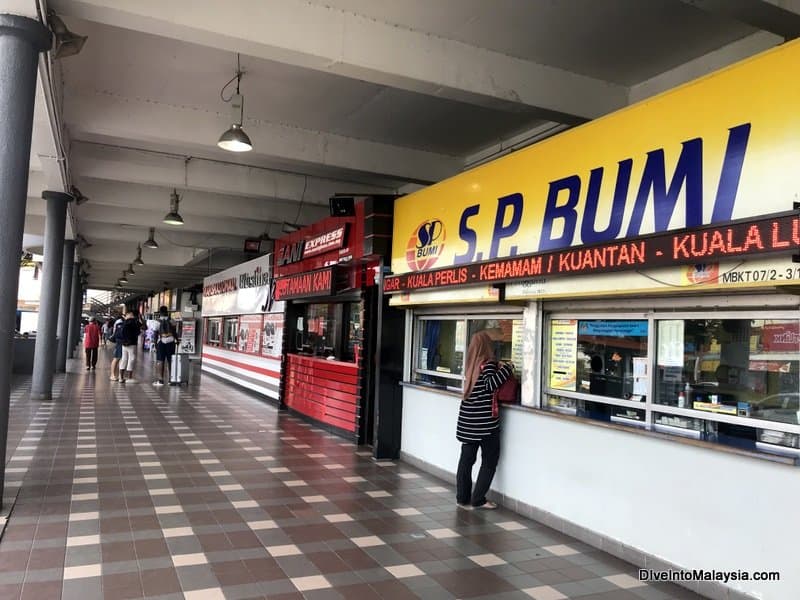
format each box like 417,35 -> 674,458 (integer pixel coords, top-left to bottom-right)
406,219 -> 446,271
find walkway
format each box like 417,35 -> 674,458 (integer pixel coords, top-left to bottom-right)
0,348 -> 702,599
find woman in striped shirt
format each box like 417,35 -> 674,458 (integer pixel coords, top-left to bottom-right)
456,330 -> 515,509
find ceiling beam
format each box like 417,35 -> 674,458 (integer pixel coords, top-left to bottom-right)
73,203 -> 266,238
69,142 -> 395,202
49,0 -> 627,122
679,0 -> 800,38
628,30 -> 781,103
81,243 -> 197,266
63,89 -> 460,184
72,178 -> 329,224
74,224 -> 249,249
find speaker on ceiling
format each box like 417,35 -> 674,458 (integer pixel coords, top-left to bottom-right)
329,195 -> 355,217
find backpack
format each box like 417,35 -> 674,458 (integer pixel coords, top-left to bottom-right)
159,318 -> 174,336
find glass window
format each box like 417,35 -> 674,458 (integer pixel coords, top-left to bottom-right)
656,318 -> 800,428
206,318 -> 221,347
546,319 -> 648,400
223,317 -> 238,350
544,311 -> 800,458
294,302 -> 360,362
412,315 -> 523,391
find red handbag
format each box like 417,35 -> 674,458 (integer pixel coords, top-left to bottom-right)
482,362 -> 518,418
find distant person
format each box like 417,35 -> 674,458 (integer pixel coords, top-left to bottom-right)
109,316 -> 124,381
153,306 -> 177,387
118,311 -> 141,383
83,317 -> 101,370
456,330 -> 514,510
100,319 -> 109,347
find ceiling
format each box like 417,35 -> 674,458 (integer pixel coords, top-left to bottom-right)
21,0 -> 799,295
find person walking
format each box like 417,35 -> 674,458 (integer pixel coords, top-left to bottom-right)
100,319 -> 109,347
118,311 -> 140,383
83,317 -> 101,370
109,316 -> 124,381
456,330 -> 514,510
153,306 -> 177,387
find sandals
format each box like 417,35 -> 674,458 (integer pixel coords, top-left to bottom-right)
475,501 -> 498,510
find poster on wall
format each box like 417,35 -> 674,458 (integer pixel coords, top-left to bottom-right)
550,319 -> 578,390
179,320 -> 196,355
238,315 -> 263,354
633,357 -> 649,397
658,320 -> 684,367
261,314 -> 284,357
511,321 -> 524,372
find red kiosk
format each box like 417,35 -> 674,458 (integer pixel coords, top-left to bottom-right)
273,196 -> 403,453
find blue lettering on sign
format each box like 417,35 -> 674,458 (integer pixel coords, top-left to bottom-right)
537,123 -> 751,251
454,205 -> 480,265
581,160 -> 632,244
489,193 -> 523,259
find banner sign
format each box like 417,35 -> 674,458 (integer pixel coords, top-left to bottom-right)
390,40 -> 800,278
274,267 -> 334,301
202,254 -> 283,317
384,211 -> 800,293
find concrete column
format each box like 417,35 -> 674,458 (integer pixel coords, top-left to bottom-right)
0,14 -> 51,508
31,192 -> 73,400
56,241 -> 76,371
67,261 -> 80,359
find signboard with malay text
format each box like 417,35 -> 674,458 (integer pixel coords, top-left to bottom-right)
387,39 -> 800,295
202,253 -> 284,317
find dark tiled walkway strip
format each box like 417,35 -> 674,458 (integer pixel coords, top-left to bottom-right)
0,352 -> 704,599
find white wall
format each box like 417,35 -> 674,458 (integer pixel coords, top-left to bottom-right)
402,386 -> 798,600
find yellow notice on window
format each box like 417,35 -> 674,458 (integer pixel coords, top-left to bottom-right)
550,319 -> 578,390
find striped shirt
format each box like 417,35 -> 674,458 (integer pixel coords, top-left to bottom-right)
456,361 -> 514,442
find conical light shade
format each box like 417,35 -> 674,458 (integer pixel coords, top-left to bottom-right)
143,227 -> 159,249
163,190 -> 184,226
119,275 -> 128,285
218,123 -> 252,152
163,211 -> 184,225
133,256 -> 145,266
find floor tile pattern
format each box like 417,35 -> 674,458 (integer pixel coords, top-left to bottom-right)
0,350 -> 704,599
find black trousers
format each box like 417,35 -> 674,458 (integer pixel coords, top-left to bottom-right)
85,347 -> 98,368
456,429 -> 500,506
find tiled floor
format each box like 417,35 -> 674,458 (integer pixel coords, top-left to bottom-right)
0,348 -> 704,599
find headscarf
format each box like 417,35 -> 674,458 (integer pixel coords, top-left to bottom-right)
462,330 -> 496,400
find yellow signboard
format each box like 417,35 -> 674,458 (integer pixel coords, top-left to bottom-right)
392,40 -> 800,275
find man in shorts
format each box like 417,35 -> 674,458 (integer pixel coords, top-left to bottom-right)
109,317 -> 124,381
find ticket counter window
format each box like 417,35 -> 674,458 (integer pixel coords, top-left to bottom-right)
294,302 -> 360,362
206,318 -> 221,347
412,315 -> 523,392
655,318 -> 800,430
223,317 -> 238,350
573,320 -> 649,400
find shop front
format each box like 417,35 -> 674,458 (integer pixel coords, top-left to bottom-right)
200,254 -> 284,400
383,41 -> 800,600
273,196 -> 402,452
